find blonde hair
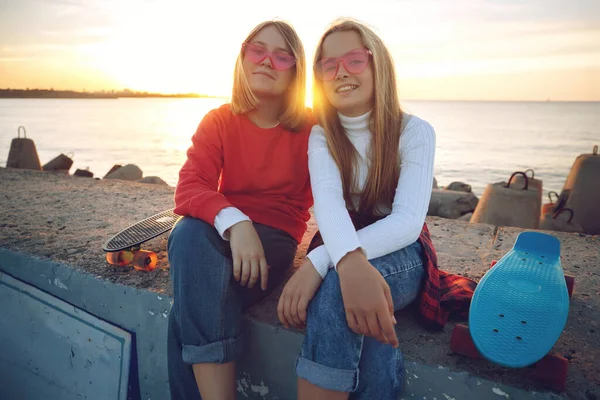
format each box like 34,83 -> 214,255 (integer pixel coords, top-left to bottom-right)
313,18 -> 403,216
231,20 -> 307,131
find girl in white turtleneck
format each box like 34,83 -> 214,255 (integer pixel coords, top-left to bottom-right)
278,18 -> 437,400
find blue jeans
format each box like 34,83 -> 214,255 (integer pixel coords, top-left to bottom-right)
167,216 -> 297,400
296,240 -> 425,399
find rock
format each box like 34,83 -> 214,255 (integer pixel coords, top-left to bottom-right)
104,164 -> 143,181
445,181 -> 472,193
103,164 -> 122,178
428,189 -> 479,219
138,176 -> 168,185
432,177 -> 438,189
458,212 -> 473,221
42,153 -> 73,174
74,169 -> 93,178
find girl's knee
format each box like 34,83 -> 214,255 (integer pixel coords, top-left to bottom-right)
168,217 -> 220,251
168,217 -> 228,277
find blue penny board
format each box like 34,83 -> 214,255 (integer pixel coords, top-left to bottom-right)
469,231 -> 569,368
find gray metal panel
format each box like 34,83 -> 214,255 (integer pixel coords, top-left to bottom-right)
0,272 -> 131,400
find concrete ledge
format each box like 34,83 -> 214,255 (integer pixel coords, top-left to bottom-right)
0,251 -> 565,400
1,168 -> 598,399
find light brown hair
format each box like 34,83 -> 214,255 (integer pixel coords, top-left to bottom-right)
313,18 -> 403,215
231,20 -> 307,131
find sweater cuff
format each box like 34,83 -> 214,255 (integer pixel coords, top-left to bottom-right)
214,207 -> 251,240
333,246 -> 368,272
306,245 -> 333,279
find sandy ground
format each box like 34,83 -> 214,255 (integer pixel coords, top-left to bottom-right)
1,167 -> 598,399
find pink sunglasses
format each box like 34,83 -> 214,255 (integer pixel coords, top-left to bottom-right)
315,48 -> 372,81
242,42 -> 297,71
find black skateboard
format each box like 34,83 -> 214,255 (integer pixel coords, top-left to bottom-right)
102,209 -> 179,271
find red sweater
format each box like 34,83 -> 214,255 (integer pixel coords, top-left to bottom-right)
174,104 -> 314,243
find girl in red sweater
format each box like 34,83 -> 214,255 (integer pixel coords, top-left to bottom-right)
167,20 -> 313,399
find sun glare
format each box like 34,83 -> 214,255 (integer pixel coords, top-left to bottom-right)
2,0 -> 597,100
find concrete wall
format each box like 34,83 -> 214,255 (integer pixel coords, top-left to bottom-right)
0,248 -> 564,400
0,249 -> 169,400
0,273 -> 131,400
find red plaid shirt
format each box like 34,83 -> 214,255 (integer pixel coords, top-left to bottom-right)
308,214 -> 477,331
414,223 -> 477,330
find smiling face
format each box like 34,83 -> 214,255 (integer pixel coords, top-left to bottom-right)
242,25 -> 295,99
320,30 -> 374,117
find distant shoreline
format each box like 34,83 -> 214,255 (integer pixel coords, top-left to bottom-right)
0,89 -> 596,102
0,89 -> 226,100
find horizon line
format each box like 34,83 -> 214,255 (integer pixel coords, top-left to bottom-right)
0,88 -> 598,103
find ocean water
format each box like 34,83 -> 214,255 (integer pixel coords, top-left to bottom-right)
0,98 -> 598,198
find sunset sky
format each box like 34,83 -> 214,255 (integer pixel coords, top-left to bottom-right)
1,0 -> 598,101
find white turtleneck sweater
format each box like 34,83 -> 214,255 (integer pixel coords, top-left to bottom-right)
306,111 -> 436,278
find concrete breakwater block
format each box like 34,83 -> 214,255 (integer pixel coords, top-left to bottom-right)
6,126 -> 42,170
0,272 -> 132,400
471,172 -> 541,229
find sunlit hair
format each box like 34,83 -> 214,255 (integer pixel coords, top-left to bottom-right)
313,17 -> 403,216
231,20 -> 307,131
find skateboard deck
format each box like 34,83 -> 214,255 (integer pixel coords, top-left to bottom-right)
469,231 -> 569,368
451,231 -> 574,391
102,209 -> 179,271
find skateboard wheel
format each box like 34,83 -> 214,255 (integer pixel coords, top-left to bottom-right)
530,353 -> 568,392
450,324 -> 480,359
490,260 -> 498,269
106,250 -> 134,267
564,275 -> 575,298
132,250 -> 158,272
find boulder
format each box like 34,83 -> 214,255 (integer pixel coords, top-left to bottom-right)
428,189 -> 479,219
43,153 -> 73,174
137,176 -> 168,185
103,164 -> 122,179
458,212 -> 473,221
445,181 -> 472,193
74,169 -> 93,178
104,164 -> 143,181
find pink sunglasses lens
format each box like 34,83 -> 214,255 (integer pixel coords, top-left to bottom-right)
316,59 -> 338,81
244,44 -> 267,63
316,50 -> 370,81
271,54 -> 296,70
344,52 -> 370,73
243,43 -> 296,71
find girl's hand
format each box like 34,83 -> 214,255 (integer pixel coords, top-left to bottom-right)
278,258 -> 323,329
228,221 -> 269,290
337,250 -> 398,347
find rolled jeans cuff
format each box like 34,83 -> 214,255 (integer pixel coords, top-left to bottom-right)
295,356 -> 359,392
182,335 -> 243,365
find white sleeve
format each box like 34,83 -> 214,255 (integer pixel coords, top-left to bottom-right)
306,118 -> 436,271
213,207 -> 251,240
308,125 -> 365,268
351,118 -> 436,259
305,244 -> 332,279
